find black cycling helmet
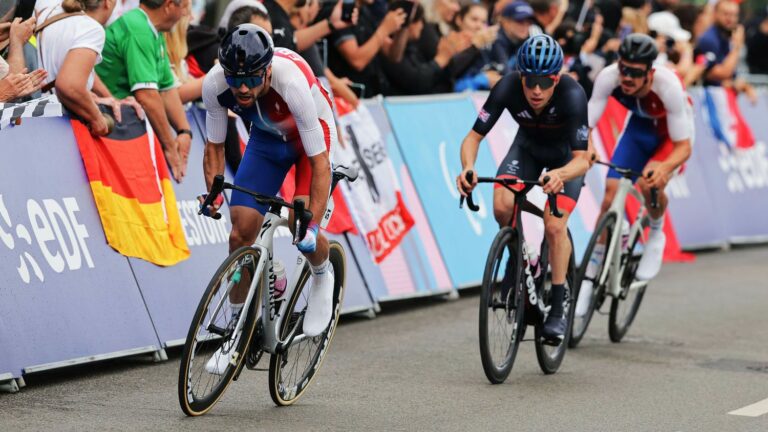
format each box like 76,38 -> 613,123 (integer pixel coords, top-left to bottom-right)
218,24 -> 274,77
618,33 -> 658,66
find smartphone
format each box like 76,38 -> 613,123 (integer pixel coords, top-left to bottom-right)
388,0 -> 415,26
342,0 -> 355,23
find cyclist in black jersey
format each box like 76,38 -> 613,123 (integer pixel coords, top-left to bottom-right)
457,34 -> 591,343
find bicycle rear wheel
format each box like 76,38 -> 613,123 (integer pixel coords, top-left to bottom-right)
268,241 -> 346,406
569,213 -> 616,348
534,231 -> 576,374
609,229 -> 647,342
478,227 -> 525,384
178,246 -> 261,416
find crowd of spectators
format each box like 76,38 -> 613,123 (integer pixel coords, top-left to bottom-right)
1,0 -> 768,161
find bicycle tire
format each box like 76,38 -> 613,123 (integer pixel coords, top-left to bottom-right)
534,230 -> 576,374
178,246 -> 262,416
569,213 -> 616,348
478,227 -> 525,384
608,229 -> 647,342
268,240 -> 346,406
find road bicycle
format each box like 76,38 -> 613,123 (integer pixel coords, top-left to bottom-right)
461,171 -> 576,384
178,166 -> 358,415
568,160 -> 658,347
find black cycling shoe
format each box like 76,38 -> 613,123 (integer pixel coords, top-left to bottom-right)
541,314 -> 567,345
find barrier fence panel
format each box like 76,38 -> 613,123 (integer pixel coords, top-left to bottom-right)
384,94 -> 500,289
362,99 -> 454,300
688,89 -> 768,244
0,117 -> 161,377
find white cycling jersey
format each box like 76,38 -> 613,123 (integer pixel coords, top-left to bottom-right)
587,63 -> 693,142
202,48 -> 336,157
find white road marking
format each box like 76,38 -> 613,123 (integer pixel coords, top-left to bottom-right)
728,397 -> 768,417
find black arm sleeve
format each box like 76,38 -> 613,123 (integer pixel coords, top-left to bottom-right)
564,81 -> 589,152
472,73 -> 515,136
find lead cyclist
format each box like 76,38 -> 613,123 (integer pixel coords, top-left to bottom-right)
457,35 -> 591,344
198,25 -> 338,373
576,33 -> 693,317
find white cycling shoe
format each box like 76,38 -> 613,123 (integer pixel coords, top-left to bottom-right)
206,332 -> 240,375
303,266 -> 335,337
636,230 -> 666,281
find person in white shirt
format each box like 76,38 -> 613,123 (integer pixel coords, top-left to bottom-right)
36,0 -> 140,134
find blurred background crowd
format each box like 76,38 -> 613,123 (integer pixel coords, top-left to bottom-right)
1,0 -> 767,164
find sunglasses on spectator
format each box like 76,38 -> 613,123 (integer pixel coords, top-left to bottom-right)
225,70 -> 267,89
618,63 -> 649,78
523,75 -> 558,90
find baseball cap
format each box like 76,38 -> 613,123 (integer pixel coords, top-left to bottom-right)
648,11 -> 691,42
501,1 -> 534,22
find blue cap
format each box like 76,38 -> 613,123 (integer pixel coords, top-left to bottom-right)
501,1 -> 534,21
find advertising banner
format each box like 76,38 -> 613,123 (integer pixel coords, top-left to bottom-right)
689,89 -> 768,243
334,102 -> 414,263
384,95 -> 499,288
363,99 -> 454,298
0,117 -> 161,377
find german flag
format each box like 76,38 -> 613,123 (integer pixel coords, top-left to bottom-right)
71,107 -> 190,266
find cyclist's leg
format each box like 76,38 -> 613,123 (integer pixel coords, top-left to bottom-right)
634,124 -> 675,280
542,172 -> 581,340
292,129 -> 334,337
228,134 -> 297,304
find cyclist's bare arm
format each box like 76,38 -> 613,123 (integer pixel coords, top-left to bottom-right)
307,152 -> 332,224
541,150 -> 590,195
201,72 -> 229,195
458,130 -> 484,195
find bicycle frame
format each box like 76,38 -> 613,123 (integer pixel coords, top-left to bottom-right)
597,176 -> 650,298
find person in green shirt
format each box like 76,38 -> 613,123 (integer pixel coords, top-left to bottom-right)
96,0 -> 192,182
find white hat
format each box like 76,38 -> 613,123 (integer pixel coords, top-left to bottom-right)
648,11 -> 691,42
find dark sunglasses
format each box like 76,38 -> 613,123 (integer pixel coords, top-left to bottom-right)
523,75 -> 557,90
225,71 -> 266,89
618,63 -> 649,78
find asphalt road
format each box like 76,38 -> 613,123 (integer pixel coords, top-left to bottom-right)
2,246 -> 768,432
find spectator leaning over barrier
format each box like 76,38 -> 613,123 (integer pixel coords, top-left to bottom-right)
0,11 -> 47,102
96,0 -> 193,182
745,5 -> 768,75
35,0 -> 142,135
382,3 -> 457,95
491,1 -> 534,71
327,0 -> 409,97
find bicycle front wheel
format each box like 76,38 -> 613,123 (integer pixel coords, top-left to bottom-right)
534,231 -> 576,374
268,240 -> 346,406
478,227 -> 524,384
569,213 -> 616,348
178,246 -> 261,416
609,229 -> 647,342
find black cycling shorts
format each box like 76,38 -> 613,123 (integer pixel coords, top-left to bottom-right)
495,133 -> 583,213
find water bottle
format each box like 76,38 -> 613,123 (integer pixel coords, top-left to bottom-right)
621,219 -> 630,252
273,259 -> 287,298
527,245 -> 540,278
